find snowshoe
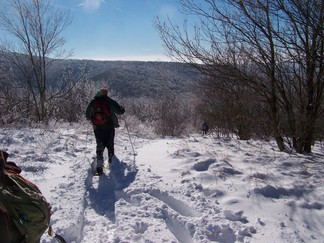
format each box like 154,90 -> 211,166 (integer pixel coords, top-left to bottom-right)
96,167 -> 104,176
91,158 -> 102,176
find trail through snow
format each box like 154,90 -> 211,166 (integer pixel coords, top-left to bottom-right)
0,124 -> 323,243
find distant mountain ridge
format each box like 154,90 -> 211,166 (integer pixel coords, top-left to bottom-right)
1,51 -> 203,98
53,59 -> 203,97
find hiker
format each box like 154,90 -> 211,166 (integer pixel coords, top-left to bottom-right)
0,151 -> 10,243
201,121 -> 209,135
0,203 -> 10,243
86,87 -> 125,175
0,150 -> 19,243
0,150 -> 53,243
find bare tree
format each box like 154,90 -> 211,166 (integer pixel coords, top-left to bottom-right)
0,0 -> 71,122
274,0 -> 324,152
155,0 -> 324,153
154,92 -> 192,137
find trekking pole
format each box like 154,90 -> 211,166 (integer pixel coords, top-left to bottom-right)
84,122 -> 93,167
122,115 -> 137,161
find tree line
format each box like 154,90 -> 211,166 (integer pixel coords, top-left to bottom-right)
155,0 -> 324,153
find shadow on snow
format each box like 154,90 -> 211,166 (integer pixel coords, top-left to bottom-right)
85,156 -> 138,222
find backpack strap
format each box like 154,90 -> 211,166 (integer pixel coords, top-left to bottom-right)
5,162 -> 22,174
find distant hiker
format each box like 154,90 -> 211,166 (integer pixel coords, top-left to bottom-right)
201,121 -> 209,135
86,87 -> 125,175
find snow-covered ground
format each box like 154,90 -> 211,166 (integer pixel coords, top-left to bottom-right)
0,123 -> 323,243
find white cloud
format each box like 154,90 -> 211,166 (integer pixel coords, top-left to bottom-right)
80,0 -> 103,12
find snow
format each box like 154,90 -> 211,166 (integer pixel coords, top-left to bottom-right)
1,123 -> 323,243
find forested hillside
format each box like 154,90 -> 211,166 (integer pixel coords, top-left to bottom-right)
49,59 -> 203,97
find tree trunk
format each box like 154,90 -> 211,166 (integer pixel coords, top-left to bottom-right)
296,113 -> 316,153
304,130 -> 314,153
269,90 -> 285,151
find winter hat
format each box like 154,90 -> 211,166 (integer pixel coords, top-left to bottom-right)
0,150 -> 8,172
95,85 -> 108,97
0,150 -> 8,163
100,83 -> 108,94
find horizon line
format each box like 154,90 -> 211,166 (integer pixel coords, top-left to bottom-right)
69,54 -> 176,62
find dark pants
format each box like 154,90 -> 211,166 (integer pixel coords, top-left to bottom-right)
94,127 -> 115,163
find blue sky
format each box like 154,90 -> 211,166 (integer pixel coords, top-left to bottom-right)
55,0 -> 183,61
